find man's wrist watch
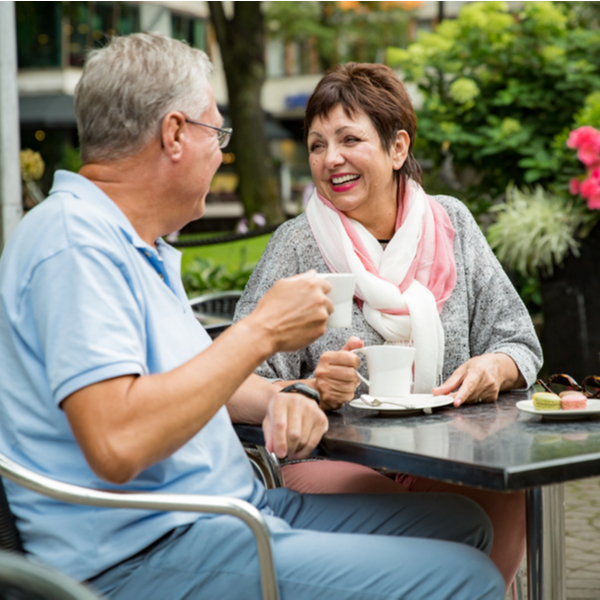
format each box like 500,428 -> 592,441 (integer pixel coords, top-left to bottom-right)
280,382 -> 321,406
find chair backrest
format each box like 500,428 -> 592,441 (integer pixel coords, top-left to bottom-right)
0,477 -> 23,552
189,291 -> 243,317
189,291 -> 243,339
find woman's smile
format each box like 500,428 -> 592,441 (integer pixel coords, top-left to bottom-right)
330,173 -> 361,192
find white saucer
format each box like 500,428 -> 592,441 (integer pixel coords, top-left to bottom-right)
517,399 -> 600,420
349,394 -> 454,416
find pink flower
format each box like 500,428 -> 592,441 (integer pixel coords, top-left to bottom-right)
252,213 -> 267,227
580,176 -> 600,201
586,196 -> 600,210
577,147 -> 600,168
569,178 -> 580,195
567,126 -> 600,151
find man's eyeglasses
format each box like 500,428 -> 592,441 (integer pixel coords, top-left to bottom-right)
537,373 -> 600,398
185,118 -> 232,149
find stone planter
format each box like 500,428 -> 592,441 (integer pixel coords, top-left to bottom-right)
540,224 -> 600,381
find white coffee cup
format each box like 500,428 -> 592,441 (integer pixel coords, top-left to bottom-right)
352,345 -> 416,398
317,273 -> 356,328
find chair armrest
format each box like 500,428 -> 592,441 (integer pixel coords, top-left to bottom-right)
0,452 -> 278,600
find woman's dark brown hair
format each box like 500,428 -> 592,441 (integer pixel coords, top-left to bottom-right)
304,62 -> 422,184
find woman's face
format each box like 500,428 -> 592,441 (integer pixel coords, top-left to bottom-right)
307,105 -> 408,230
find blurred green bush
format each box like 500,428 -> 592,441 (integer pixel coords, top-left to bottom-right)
181,249 -> 256,297
388,1 -> 600,210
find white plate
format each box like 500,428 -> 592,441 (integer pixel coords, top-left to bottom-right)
517,399 -> 600,420
349,394 -> 454,416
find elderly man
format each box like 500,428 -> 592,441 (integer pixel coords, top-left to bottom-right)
0,33 -> 504,599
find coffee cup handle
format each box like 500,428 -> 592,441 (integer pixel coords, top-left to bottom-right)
351,348 -> 370,387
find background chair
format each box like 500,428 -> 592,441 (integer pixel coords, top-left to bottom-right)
189,291 -> 242,339
0,452 -> 278,600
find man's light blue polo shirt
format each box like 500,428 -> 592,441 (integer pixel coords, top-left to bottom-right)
0,171 -> 265,581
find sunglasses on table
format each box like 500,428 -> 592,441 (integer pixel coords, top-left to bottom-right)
536,373 -> 600,398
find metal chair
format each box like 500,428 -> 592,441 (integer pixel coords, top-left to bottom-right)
0,475 -> 21,553
244,445 -> 284,490
0,452 -> 279,600
189,291 -> 242,339
0,550 -> 101,600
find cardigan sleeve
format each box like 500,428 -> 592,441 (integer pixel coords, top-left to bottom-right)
234,216 -> 326,382
444,197 -> 543,387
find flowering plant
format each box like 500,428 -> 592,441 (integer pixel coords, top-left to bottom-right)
20,149 -> 44,183
20,149 -> 46,209
568,126 -> 600,210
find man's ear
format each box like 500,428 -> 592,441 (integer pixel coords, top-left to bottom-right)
391,130 -> 410,171
160,112 -> 186,161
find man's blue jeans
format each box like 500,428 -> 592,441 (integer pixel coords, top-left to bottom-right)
90,489 -> 505,599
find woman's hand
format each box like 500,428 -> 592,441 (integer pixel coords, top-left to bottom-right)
432,352 -> 525,407
314,336 -> 364,411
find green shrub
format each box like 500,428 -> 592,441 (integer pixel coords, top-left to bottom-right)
486,184 -> 588,277
182,249 -> 256,297
388,1 -> 600,205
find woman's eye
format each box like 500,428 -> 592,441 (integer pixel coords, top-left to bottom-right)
309,142 -> 325,152
344,136 -> 360,144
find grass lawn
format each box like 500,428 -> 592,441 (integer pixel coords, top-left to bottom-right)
179,233 -> 273,273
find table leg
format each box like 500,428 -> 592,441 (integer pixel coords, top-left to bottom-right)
526,484 -> 566,600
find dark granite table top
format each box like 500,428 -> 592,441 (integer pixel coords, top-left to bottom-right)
319,390 -> 600,491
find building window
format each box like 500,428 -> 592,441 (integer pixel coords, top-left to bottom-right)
16,2 -> 62,68
172,14 -> 206,50
65,1 -> 140,67
16,1 -> 140,70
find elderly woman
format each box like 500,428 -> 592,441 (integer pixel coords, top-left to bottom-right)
234,63 -> 542,590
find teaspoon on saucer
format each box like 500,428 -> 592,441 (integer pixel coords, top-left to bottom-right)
360,396 -> 417,410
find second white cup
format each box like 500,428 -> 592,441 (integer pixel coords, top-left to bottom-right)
317,273 -> 356,328
352,345 -> 416,398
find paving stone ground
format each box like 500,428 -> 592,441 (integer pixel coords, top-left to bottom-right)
564,477 -> 600,600
505,476 -> 600,600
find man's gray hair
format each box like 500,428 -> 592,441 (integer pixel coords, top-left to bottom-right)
75,32 -> 213,163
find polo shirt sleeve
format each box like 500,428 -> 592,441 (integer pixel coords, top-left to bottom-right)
27,245 -> 148,405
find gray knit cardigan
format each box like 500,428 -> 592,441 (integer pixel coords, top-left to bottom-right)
234,195 -> 543,397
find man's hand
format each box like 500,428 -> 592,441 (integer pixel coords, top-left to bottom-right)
250,271 -> 333,354
262,392 -> 328,460
432,353 -> 525,407
315,337 -> 364,411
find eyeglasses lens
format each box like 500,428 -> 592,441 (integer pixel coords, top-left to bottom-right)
218,129 -> 232,149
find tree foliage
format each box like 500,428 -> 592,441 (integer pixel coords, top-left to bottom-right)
388,1 -> 600,204
266,1 -> 412,72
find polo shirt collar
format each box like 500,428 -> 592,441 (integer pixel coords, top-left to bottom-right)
49,170 -> 155,253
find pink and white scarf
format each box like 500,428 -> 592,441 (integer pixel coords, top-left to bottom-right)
305,179 -> 457,393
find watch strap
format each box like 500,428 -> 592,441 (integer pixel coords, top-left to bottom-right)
280,383 -> 321,406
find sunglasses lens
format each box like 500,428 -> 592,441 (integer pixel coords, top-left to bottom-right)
582,376 -> 600,398
546,374 -> 581,396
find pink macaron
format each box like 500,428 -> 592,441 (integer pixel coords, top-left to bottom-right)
560,392 -> 588,410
